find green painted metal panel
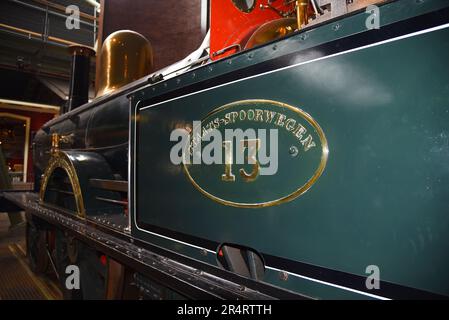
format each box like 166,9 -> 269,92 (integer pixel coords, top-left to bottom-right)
130,0 -> 449,298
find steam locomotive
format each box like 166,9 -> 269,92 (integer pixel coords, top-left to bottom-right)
3,0 -> 449,299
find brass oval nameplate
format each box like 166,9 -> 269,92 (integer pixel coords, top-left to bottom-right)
183,99 -> 328,208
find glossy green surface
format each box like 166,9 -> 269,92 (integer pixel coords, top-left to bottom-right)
130,0 -> 449,298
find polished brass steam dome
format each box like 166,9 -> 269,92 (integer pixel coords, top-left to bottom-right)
96,30 -> 154,97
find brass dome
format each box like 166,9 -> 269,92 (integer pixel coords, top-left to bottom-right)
96,30 -> 154,97
244,18 -> 298,50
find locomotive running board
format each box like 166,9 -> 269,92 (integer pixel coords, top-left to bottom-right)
0,191 -> 309,300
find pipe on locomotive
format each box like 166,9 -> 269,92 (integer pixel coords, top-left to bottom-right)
66,45 -> 95,113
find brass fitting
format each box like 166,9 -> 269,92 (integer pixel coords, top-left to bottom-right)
296,0 -> 309,28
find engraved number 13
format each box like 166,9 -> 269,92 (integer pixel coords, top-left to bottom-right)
221,139 -> 260,182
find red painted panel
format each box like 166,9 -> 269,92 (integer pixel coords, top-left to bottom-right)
210,0 -> 295,60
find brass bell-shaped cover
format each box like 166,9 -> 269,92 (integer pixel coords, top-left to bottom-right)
96,30 -> 154,97
244,18 -> 298,50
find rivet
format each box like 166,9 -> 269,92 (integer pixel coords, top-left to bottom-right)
279,271 -> 289,281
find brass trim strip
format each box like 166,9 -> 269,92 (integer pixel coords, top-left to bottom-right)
39,151 -> 86,218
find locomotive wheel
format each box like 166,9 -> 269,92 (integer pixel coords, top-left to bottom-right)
78,244 -> 107,299
54,230 -> 83,300
26,219 -> 49,274
54,230 -> 107,299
